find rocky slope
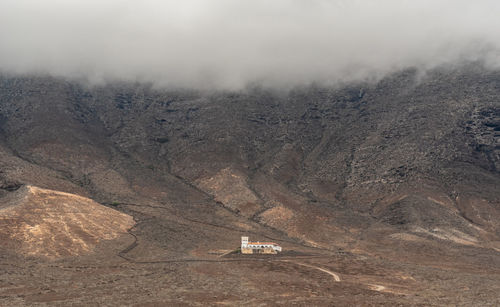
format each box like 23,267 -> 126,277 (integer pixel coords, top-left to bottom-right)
0,185 -> 134,258
0,65 -> 499,305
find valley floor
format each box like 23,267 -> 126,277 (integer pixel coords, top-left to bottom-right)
2,222 -> 500,306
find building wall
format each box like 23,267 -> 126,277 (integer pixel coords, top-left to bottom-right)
241,247 -> 277,254
241,247 -> 254,254
241,236 -> 281,254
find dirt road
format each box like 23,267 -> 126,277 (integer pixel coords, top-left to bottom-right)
281,260 -> 341,282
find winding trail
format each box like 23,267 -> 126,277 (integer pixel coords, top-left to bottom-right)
281,260 -> 341,282
369,284 -> 386,292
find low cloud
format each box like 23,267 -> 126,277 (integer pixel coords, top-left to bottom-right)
1,0 -> 500,89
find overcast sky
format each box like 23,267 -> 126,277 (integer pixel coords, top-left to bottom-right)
0,0 -> 499,88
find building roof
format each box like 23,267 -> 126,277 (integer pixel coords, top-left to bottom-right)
246,242 -> 279,246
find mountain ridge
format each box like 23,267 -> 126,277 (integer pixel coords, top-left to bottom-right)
0,65 -> 499,305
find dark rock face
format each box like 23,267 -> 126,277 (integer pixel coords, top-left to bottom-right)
0,66 -> 500,305
1,66 -> 499,232
0,66 -> 499,237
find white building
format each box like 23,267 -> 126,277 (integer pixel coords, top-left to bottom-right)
241,236 -> 282,254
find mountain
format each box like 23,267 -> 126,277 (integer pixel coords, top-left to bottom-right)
0,65 -> 499,305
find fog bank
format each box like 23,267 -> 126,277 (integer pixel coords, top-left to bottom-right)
1,0 -> 499,89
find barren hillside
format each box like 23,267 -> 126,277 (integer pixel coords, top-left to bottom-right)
0,66 -> 499,305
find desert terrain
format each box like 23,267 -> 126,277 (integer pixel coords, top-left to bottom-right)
0,66 -> 500,305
